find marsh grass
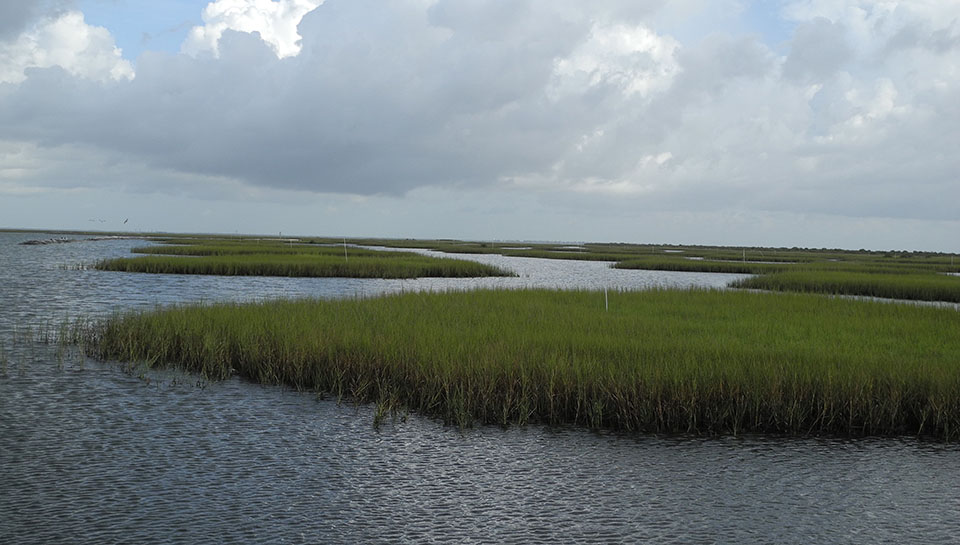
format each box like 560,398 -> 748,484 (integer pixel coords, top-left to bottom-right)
316,236 -> 960,302
332,238 -> 958,269
612,251 -> 960,302
615,257 -> 789,274
732,271 -> 960,303
88,233 -> 960,301
614,256 -> 941,275
97,242 -> 514,279
83,288 -> 960,439
130,243 -> 380,257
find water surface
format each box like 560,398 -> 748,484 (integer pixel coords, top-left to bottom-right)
2,232 -> 958,544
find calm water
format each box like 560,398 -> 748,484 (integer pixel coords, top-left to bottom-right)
1,232 -> 959,544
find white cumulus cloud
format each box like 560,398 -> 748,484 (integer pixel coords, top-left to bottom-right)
0,11 -> 133,84
182,0 -> 325,58
551,23 -> 681,100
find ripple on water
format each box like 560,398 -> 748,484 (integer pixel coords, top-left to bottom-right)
2,233 -> 960,544
3,349 -> 960,544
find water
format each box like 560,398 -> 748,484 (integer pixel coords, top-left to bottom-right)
2,232 -> 959,544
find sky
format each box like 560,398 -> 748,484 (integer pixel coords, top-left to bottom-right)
0,0 -> 958,251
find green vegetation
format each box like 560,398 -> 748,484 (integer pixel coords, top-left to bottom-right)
317,237 -> 957,270
614,257 -> 789,275
96,240 -> 514,279
732,271 -> 960,303
12,227 -> 957,301
83,288 -> 960,439
298,236 -> 959,303
84,234 -> 960,301
610,249 -> 959,303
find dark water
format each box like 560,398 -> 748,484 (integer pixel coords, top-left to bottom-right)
2,232 -> 959,544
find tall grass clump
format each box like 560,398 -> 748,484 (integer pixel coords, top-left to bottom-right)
83,289 -> 960,439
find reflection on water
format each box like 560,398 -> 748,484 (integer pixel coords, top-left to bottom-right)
1,232 -> 959,544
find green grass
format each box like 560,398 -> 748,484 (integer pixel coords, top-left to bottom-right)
614,253 -> 960,302
81,288 -> 960,439
329,237 -> 959,302
25,228 -> 957,301
732,271 -> 960,303
614,257 -> 790,275
336,237 -> 958,269
614,255 -> 946,275
96,241 -> 514,279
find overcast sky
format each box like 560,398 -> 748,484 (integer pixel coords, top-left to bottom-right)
1,0 -> 957,251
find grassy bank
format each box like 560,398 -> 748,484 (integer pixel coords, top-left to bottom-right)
82,289 -> 960,439
614,254 -> 950,275
731,271 -> 960,303
614,257 -> 789,275
97,241 -> 514,279
614,253 -> 960,302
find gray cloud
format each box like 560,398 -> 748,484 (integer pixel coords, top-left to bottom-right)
783,17 -> 852,83
0,0 -> 72,40
0,1 -> 40,39
885,19 -> 960,55
1,0 -> 959,231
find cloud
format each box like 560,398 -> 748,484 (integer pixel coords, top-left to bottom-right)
551,23 -> 680,100
0,0 -> 959,234
0,1 -> 39,40
783,17 -> 851,83
182,0 -> 325,58
784,0 -> 960,59
0,10 -> 133,84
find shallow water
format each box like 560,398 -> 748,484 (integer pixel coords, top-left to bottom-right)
2,232 -> 959,544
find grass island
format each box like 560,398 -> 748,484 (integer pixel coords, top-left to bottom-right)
61,232 -> 960,440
